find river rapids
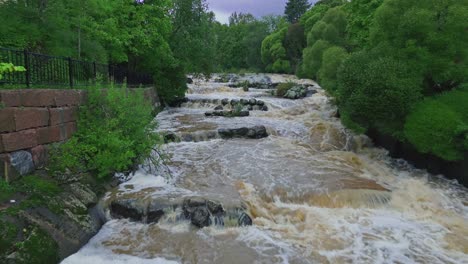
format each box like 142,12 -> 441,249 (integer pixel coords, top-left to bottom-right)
63,74 -> 468,264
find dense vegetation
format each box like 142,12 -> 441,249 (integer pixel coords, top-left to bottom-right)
258,0 -> 468,162
1,0 -> 467,164
50,85 -> 160,179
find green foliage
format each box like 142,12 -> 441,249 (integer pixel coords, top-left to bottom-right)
318,46 -> 348,92
301,6 -> 347,79
284,23 -> 306,71
14,227 -> 60,264
370,0 -> 468,93
285,0 -> 311,23
300,5 -> 330,33
0,179 -> 15,203
261,26 -> 292,73
0,63 -> 25,80
170,0 -> 216,75
343,0 -> 384,49
404,94 -> 468,161
302,40 -> 332,79
18,176 -> 62,196
51,85 -> 160,178
0,217 -> 17,255
276,82 -> 296,97
337,52 -> 423,136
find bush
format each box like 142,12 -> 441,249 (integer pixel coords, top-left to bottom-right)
318,46 -> 348,93
336,52 -> 423,136
404,89 -> 468,161
404,98 -> 467,161
51,85 -> 161,178
276,82 -> 296,97
302,40 -> 332,79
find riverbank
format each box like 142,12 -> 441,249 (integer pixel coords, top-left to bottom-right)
0,171 -> 118,263
368,129 -> 468,187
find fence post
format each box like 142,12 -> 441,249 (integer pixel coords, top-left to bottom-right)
68,57 -> 73,89
23,49 -> 31,88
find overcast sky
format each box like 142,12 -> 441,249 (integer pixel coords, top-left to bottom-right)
207,0 -> 315,24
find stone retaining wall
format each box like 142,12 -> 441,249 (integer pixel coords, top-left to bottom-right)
0,88 -> 158,181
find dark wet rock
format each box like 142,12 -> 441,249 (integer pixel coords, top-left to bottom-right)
205,110 -> 250,117
238,212 -> 253,226
247,105 -> 253,111
306,89 -> 317,97
221,98 -> 230,105
240,99 -> 249,105
249,98 -> 257,105
147,209 -> 165,223
187,77 -> 193,84
256,100 -> 265,106
181,134 -> 193,142
182,198 -> 226,228
163,132 -> 180,143
10,151 -> 35,176
110,200 -> 144,222
168,97 -> 189,107
249,126 -> 268,139
261,105 -> 269,111
230,99 -> 239,105
214,105 -> 224,111
239,110 -> 250,117
218,125 -> 268,139
68,183 -> 98,207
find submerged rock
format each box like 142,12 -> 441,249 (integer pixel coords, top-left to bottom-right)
214,105 -> 224,111
218,125 -> 268,139
183,198 -> 225,228
221,98 -> 230,105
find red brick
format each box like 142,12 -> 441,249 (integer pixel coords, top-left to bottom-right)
21,90 -> 56,107
54,90 -> 81,106
0,90 -> 21,107
31,145 -> 48,167
49,107 -> 78,126
0,129 -> 37,152
37,125 -> 67,144
14,108 -> 49,131
0,107 -> 17,133
65,122 -> 77,139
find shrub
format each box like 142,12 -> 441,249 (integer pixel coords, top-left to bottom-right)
0,62 -> 25,80
336,52 -> 423,137
403,89 -> 468,161
404,98 -> 467,161
302,40 -> 332,79
50,85 -> 161,178
318,46 -> 348,93
276,82 -> 296,97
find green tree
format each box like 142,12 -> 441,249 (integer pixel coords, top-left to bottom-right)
284,23 -> 306,72
370,0 -> 468,93
337,52 -> 423,136
404,92 -> 468,161
285,0 -> 311,23
318,46 -> 348,92
302,40 -> 331,78
170,0 -> 216,76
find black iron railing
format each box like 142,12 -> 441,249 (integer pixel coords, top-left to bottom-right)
0,47 -> 153,88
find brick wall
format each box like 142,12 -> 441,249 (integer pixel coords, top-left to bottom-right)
0,88 -> 159,181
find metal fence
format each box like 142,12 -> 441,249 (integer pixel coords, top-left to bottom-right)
0,47 -> 154,88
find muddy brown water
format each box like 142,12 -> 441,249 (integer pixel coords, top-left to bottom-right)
63,74 -> 467,264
